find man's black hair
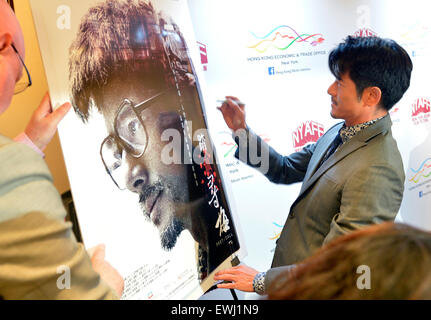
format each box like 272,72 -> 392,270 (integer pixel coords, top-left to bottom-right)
329,36 -> 413,111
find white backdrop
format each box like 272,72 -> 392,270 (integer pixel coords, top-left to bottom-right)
188,0 -> 431,280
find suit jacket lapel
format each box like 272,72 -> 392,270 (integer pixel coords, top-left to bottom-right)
302,123 -> 342,185
298,115 -> 392,197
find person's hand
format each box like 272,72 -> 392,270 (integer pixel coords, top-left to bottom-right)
24,92 -> 71,151
89,244 -> 124,298
214,264 -> 259,292
217,96 -> 246,132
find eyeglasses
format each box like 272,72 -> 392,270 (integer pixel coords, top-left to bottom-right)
100,90 -> 181,190
11,43 -> 32,95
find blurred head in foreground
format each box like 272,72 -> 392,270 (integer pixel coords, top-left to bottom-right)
268,222 -> 431,300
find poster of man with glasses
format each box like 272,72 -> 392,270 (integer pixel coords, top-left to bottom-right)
29,0 -> 243,299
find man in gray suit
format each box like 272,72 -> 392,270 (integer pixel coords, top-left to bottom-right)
214,36 -> 412,295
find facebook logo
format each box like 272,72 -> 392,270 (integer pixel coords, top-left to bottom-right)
419,191 -> 423,198
268,67 -> 275,75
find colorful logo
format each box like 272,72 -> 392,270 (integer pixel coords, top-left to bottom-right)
197,41 -> 208,71
390,106 -> 400,116
292,121 -> 325,152
248,25 -> 325,53
401,23 -> 430,42
269,222 -> 283,241
389,106 -> 401,123
411,98 -> 430,125
408,158 -> 431,184
353,28 -> 378,37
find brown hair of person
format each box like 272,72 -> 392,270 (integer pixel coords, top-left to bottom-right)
268,222 -> 431,299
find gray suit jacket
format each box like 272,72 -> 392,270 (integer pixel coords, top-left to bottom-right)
234,115 -> 404,287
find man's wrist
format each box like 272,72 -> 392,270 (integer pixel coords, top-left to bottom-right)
233,122 -> 247,132
14,132 -> 45,158
253,271 -> 267,295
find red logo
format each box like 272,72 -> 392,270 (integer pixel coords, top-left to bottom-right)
412,98 -> 431,125
292,121 -> 325,151
354,28 -> 378,37
197,42 -> 208,71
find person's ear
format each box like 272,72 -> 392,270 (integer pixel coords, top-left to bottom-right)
362,86 -> 382,108
0,33 -> 13,53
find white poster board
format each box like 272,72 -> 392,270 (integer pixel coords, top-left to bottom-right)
29,0 -> 245,300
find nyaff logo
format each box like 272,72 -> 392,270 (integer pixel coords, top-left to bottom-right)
412,98 -> 430,125
197,42 -> 208,71
292,121 -> 325,152
354,28 -> 378,37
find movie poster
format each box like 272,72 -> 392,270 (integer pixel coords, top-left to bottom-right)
187,0 -> 338,274
29,0 -> 243,299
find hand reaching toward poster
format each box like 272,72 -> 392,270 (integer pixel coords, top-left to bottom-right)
24,92 -> 71,151
217,96 -> 247,132
214,264 -> 259,292
89,244 -> 124,298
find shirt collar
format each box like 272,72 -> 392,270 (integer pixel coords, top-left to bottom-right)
339,115 -> 386,144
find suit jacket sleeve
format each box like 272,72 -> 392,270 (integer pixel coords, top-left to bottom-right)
233,127 -> 316,184
264,265 -> 296,293
0,137 -> 118,300
323,163 -> 404,245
